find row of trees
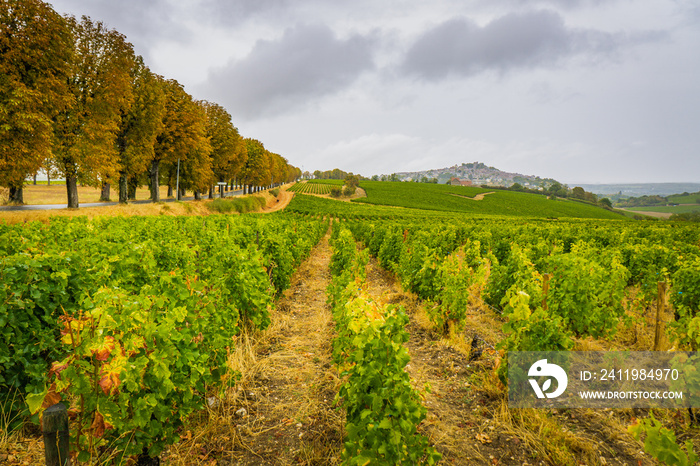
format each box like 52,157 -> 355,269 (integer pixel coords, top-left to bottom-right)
0,0 -> 300,207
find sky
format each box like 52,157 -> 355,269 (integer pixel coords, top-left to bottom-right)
47,0 -> 700,184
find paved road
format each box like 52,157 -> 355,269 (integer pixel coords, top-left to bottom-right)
0,189 -> 245,211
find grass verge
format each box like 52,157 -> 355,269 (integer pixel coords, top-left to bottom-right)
206,196 -> 268,214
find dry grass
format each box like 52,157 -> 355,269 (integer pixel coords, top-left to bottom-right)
163,233 -> 343,465
0,186 -> 293,225
10,184 -> 174,205
0,200 -> 211,225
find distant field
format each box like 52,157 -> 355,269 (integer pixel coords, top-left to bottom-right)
288,182 -> 334,194
24,180 -> 67,185
353,181 -> 624,220
7,185 -> 181,205
666,192 -> 700,204
626,204 -> 700,214
308,179 -> 344,185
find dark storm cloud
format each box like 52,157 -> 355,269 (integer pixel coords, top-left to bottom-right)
203,24 -> 375,119
401,10 -> 623,80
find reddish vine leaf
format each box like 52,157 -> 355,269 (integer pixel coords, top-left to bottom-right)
91,336 -> 116,361
90,412 -> 113,438
98,369 -> 121,395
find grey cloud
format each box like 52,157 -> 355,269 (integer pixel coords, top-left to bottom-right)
198,0 -> 289,24
48,0 -> 192,55
401,10 -> 624,80
499,0 -> 609,8
203,24 -> 375,119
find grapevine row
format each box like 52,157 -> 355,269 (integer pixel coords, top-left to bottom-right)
327,225 -> 441,465
288,182 -> 335,195
0,214 -> 326,461
340,218 -> 700,359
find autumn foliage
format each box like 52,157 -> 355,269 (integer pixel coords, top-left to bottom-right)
0,0 -> 301,206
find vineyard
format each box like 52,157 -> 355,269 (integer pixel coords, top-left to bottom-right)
352,181 -> 625,219
288,182 -> 336,195
2,185 -> 700,464
0,213 -> 326,462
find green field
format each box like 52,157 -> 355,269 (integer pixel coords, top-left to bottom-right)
308,179 -> 344,185
351,181 -> 624,220
626,204 -> 700,214
667,191 -> 700,204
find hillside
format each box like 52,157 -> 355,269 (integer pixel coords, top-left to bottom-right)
352,181 -> 624,220
577,183 -> 700,198
390,162 -> 559,189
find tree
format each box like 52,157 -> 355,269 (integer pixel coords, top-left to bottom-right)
599,197 -> 612,209
201,101 -> 246,198
0,0 -> 72,203
547,182 -> 568,198
268,152 -> 289,187
572,186 -> 586,200
115,57 -> 165,203
151,79 -> 210,201
241,138 -> 267,194
53,16 -> 135,208
345,174 -> 359,189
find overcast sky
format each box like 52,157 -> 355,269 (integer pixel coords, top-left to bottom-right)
47,0 -> 700,183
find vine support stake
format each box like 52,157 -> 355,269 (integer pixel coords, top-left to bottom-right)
542,273 -> 551,311
654,281 -> 667,351
43,403 -> 70,466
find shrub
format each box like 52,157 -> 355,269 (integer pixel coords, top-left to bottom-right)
206,196 -> 267,214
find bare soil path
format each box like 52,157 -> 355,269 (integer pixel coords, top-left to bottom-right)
186,232 -> 343,465
262,189 -> 295,213
448,191 -> 495,201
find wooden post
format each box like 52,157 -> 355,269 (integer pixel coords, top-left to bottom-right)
542,273 -> 551,311
43,403 -> 70,466
654,281 -> 667,351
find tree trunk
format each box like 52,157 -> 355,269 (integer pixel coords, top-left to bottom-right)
100,181 -> 110,202
119,174 -> 128,204
66,176 -> 79,208
194,191 -> 201,200
47,173 -> 50,186
167,168 -> 174,198
128,177 -> 138,200
9,185 -> 24,204
178,187 -> 184,200
33,173 -> 37,185
208,185 -> 214,199
150,159 -> 160,202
